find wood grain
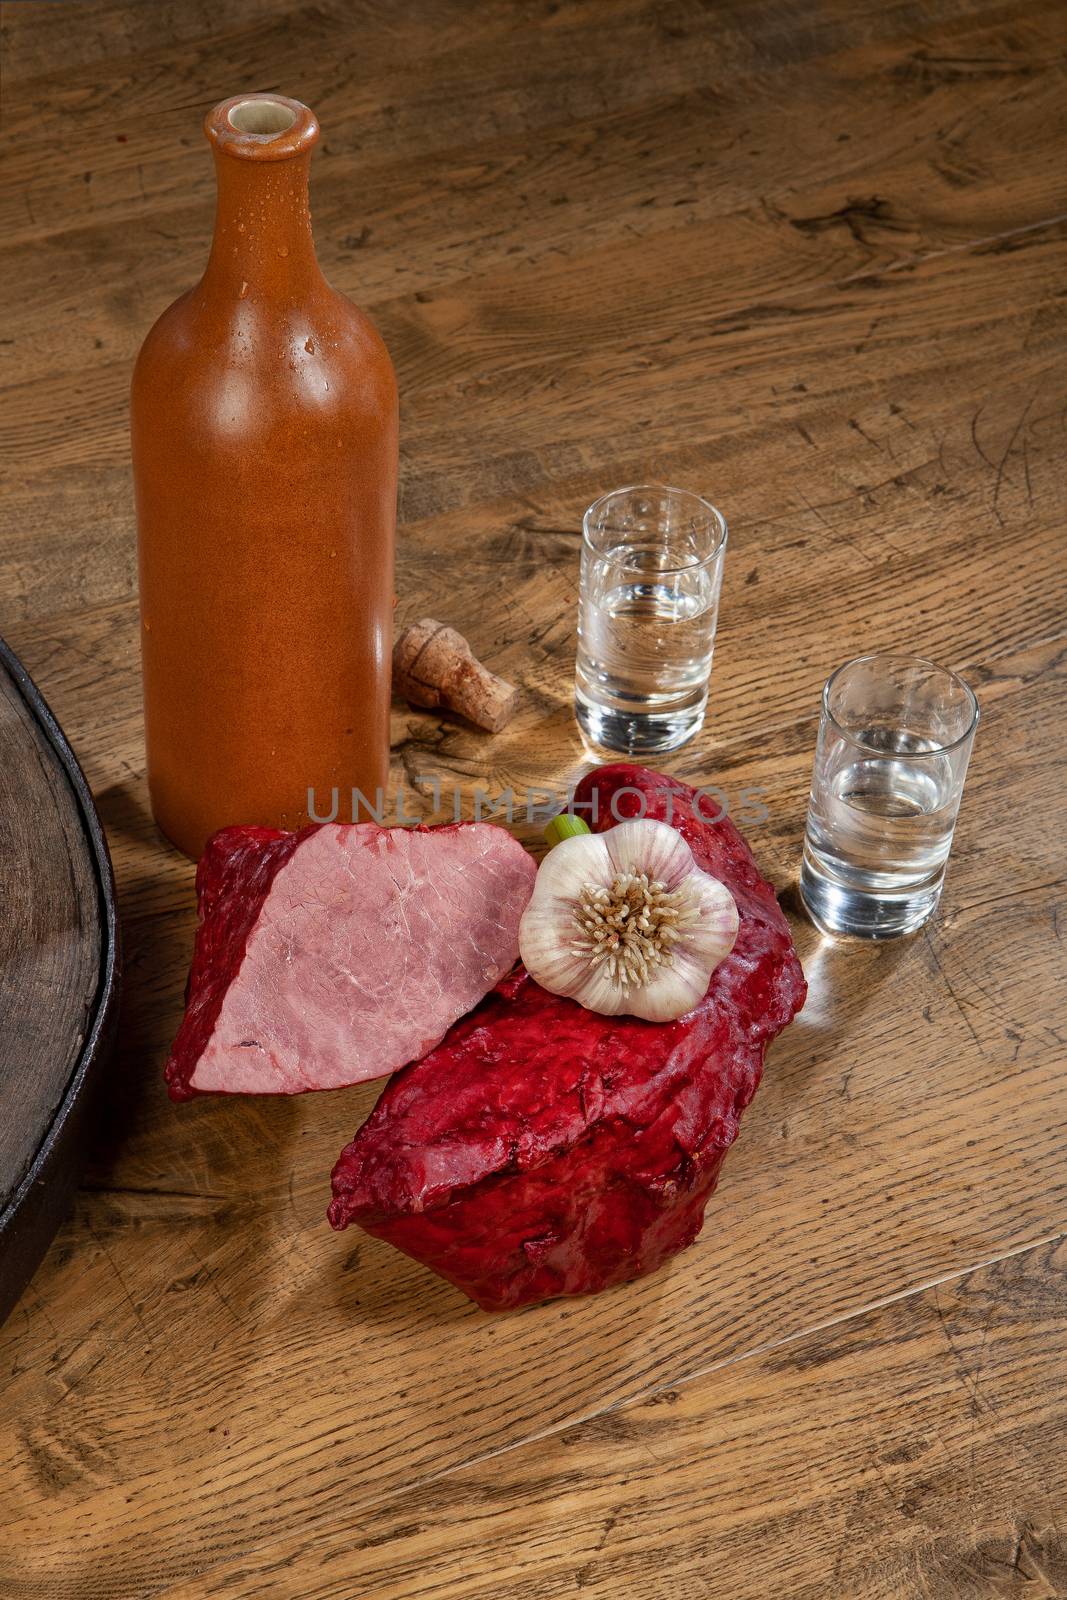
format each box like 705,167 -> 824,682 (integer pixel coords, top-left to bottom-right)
0,655 -> 100,1209
0,0 -> 1065,1594
160,1237 -> 1067,1600
0,641 -> 119,1325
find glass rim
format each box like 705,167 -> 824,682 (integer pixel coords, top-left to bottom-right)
822,651 -> 980,759
582,483 -> 728,574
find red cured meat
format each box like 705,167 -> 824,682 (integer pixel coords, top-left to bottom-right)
329,764 -> 806,1309
165,821 -> 536,1100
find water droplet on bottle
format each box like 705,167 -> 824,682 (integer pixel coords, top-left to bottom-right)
305,337 -> 315,354
239,281 -> 249,299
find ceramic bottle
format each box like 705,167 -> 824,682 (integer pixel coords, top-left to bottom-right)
131,94 -> 397,859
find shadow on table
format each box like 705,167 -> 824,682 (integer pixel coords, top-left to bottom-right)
81,776 -> 302,1259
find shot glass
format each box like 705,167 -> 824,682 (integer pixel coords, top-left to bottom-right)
800,652 -> 979,939
575,484 -> 727,754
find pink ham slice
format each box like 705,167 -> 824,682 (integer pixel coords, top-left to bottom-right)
164,821 -> 536,1099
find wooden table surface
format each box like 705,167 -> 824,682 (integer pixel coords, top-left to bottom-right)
2,0 -> 1066,1594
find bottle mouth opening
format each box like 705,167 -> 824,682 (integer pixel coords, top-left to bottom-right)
205,94 -> 319,161
228,100 -> 297,136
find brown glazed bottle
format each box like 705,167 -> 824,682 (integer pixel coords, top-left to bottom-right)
131,94 -> 397,859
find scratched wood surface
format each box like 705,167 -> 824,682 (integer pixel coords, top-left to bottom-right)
1,0 -> 1065,1596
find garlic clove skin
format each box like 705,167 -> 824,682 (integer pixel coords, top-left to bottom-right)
517,831 -> 614,997
518,819 -> 739,1022
631,938 -> 724,1023
674,861 -> 740,972
565,955 -> 632,1018
602,818 -> 695,891
523,828 -> 614,897
602,850 -> 738,1021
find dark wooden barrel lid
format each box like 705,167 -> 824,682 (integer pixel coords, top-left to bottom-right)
0,638 -> 120,1324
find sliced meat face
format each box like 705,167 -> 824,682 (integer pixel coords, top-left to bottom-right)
166,821 -> 536,1098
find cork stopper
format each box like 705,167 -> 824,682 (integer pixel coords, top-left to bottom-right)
392,619 -> 518,733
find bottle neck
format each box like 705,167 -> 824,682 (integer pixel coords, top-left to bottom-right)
201,149 -> 324,300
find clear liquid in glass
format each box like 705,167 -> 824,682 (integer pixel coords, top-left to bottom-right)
802,730 -> 961,937
576,552 -> 720,753
800,654 -> 978,939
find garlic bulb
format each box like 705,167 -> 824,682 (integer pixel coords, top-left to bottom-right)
519,818 -> 739,1021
